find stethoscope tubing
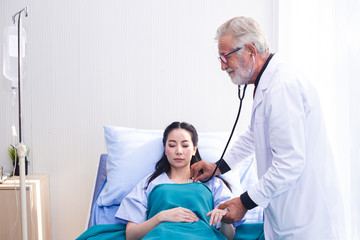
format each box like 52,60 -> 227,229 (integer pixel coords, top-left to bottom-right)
202,55 -> 255,183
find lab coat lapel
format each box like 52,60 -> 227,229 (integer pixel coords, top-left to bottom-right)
251,84 -> 266,128
251,54 -> 280,127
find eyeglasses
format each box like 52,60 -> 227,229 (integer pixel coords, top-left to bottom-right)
218,46 -> 243,64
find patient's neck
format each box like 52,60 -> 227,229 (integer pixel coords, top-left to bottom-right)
167,168 -> 191,184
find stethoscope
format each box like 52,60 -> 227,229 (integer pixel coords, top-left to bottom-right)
203,54 -> 255,183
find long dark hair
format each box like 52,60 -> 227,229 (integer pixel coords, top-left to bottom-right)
145,121 -> 231,191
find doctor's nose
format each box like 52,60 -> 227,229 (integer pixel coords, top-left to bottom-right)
221,61 -> 228,71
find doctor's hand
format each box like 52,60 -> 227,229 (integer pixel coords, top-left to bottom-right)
190,160 -> 220,182
217,197 -> 247,224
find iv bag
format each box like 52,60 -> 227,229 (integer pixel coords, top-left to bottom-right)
3,25 -> 27,89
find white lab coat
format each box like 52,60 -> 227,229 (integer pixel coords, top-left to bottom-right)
224,54 -> 344,239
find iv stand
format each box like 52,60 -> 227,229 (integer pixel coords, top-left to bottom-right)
12,7 -> 29,240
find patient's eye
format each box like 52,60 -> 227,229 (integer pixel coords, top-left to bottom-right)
169,144 -> 176,148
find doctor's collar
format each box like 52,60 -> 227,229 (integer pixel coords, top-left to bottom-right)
254,53 -> 274,89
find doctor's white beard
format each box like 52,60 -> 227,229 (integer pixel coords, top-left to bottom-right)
227,57 -> 252,85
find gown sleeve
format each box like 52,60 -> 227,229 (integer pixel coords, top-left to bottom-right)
115,176 -> 150,224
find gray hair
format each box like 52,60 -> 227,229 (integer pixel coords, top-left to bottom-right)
215,16 -> 269,55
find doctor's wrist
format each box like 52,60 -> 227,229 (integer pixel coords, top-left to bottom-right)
240,191 -> 258,210
215,159 -> 231,174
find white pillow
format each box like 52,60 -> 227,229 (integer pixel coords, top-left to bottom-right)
97,125 -> 245,207
97,126 -> 163,206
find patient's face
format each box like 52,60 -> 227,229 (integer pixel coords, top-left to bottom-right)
165,129 -> 197,171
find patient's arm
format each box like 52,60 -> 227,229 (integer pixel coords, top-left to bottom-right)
126,207 -> 199,240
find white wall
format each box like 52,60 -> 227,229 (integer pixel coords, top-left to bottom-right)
0,0 -> 278,239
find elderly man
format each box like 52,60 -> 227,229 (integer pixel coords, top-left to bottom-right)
191,16 -> 343,239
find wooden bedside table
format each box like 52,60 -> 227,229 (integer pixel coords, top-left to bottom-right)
0,174 -> 51,240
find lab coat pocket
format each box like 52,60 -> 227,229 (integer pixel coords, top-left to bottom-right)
266,185 -> 305,232
252,114 -> 270,155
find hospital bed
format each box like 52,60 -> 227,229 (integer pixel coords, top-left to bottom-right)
78,126 -> 265,240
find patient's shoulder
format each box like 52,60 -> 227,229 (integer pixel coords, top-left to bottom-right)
203,176 -> 223,191
141,172 -> 171,193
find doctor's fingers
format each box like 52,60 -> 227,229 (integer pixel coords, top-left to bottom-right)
219,196 -> 244,211
221,208 -> 246,224
190,161 -> 216,182
218,201 -> 229,210
217,198 -> 243,223
220,207 -> 238,224
190,161 -> 206,180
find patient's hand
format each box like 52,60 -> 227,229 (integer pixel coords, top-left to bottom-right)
207,207 -> 227,226
157,207 -> 199,223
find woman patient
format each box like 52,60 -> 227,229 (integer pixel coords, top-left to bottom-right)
115,121 -> 235,240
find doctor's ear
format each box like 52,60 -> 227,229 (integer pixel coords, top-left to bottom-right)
246,43 -> 257,57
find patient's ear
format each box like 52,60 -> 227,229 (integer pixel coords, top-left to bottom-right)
192,146 -> 198,155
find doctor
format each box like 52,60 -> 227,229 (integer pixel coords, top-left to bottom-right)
191,16 -> 344,239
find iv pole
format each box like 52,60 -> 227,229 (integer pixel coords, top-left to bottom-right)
12,7 -> 29,240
